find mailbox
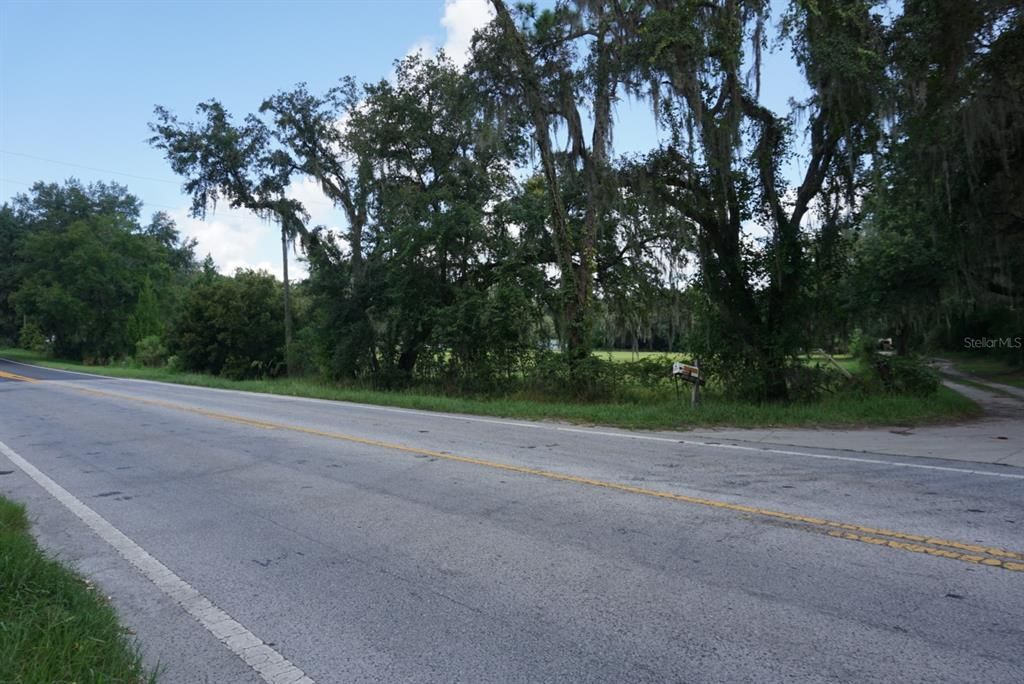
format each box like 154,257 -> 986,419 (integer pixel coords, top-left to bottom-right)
672,361 -> 704,385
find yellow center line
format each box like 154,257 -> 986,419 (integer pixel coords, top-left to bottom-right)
56,382 -> 1024,572
0,370 -> 39,383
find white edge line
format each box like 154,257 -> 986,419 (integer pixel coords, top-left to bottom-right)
5,357 -> 1023,481
0,439 -> 315,684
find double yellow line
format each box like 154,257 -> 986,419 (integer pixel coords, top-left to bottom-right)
44,381 -> 1024,573
0,370 -> 38,383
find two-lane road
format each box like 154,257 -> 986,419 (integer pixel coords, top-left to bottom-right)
1,357 -> 1022,683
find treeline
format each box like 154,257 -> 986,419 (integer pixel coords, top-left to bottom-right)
0,181 -> 290,379
0,182 -> 197,361
2,1 -> 1021,403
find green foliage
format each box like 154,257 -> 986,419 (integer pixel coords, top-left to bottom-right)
784,364 -> 852,403
618,357 -> 676,391
150,99 -> 308,375
623,0 -> 887,401
297,53 -> 543,390
11,214 -> 172,361
522,352 -> 621,401
865,1 -> 1024,354
168,269 -> 285,379
868,355 -> 940,396
519,353 -> 680,402
128,277 -> 164,343
17,320 -> 48,354
848,329 -> 867,359
0,205 -> 27,342
5,181 -> 196,363
846,225 -> 945,353
134,334 -> 167,367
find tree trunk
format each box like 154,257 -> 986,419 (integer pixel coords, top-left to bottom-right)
491,0 -> 590,365
762,352 -> 789,403
281,230 -> 294,376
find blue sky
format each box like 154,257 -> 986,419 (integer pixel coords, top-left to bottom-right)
1,0 -> 807,278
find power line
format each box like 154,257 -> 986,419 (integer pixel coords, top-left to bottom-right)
0,176 -> 183,212
0,149 -> 181,185
0,149 -> 341,212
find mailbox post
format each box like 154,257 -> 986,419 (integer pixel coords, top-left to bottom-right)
691,358 -> 700,407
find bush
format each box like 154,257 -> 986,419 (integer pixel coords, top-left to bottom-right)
619,357 -> 674,390
134,335 -> 166,367
519,351 -> 623,401
848,328 -> 866,358
167,269 -> 285,379
287,325 -> 320,378
785,364 -> 851,402
17,321 -> 48,354
870,355 -> 939,395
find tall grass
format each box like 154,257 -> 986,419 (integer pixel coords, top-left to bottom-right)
0,496 -> 156,683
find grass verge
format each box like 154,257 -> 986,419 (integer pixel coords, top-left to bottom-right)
0,348 -> 979,430
0,495 -> 155,683
944,351 -> 1024,389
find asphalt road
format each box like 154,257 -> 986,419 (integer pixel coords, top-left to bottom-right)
1,357 -> 1022,683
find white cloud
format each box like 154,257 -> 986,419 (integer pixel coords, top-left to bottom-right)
405,0 -> 494,69
170,177 -> 348,282
171,204 -> 308,282
441,0 -> 494,66
287,175 -> 337,219
405,37 -> 436,60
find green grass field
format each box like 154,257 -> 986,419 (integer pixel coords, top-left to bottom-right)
0,496 -> 156,683
599,349 -> 862,373
1,348 -> 979,429
593,349 -> 679,363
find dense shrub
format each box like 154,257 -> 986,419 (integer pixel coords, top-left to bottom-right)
133,335 -> 166,367
785,364 -> 851,402
17,321 -> 48,354
619,357 -> 675,390
870,355 -> 939,395
168,269 -> 284,379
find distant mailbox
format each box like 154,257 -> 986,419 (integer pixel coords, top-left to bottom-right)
672,361 -> 705,386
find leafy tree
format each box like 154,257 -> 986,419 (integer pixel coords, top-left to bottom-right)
127,277 -> 163,343
847,222 -> 945,355
620,0 -> 887,400
259,80 -> 378,378
143,211 -> 199,278
260,80 -> 371,278
0,204 -> 28,342
477,1 -> 624,364
300,54 -> 540,388
11,214 -> 172,360
869,0 -> 1023,354
11,179 -> 141,228
149,102 -> 307,374
5,180 -> 196,360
